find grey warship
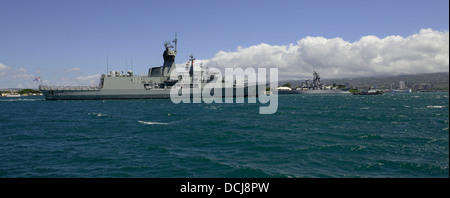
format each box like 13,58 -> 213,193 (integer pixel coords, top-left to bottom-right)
39,36 -> 256,100
296,70 -> 350,94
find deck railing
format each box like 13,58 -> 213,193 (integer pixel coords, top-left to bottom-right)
39,85 -> 101,91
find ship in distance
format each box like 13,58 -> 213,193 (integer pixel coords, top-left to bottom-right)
39,35 -> 257,100
277,70 -> 350,94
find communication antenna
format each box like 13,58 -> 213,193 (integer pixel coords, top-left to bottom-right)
131,56 -> 133,72
106,53 -> 109,74
173,32 -> 178,52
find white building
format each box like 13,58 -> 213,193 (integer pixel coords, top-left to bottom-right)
399,81 -> 406,90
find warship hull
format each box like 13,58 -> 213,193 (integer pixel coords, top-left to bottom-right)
40,86 -> 257,100
277,90 -> 298,94
296,89 -> 350,94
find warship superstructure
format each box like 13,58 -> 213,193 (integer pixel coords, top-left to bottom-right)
39,36 -> 256,100
296,71 -> 350,94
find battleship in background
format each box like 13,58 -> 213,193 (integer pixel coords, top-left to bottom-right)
278,71 -> 350,94
39,35 -> 256,100
297,71 -> 350,94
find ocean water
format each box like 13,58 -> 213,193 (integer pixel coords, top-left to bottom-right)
0,92 -> 448,178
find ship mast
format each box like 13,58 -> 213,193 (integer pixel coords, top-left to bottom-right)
173,32 -> 177,53
106,53 -> 109,75
189,54 -> 195,78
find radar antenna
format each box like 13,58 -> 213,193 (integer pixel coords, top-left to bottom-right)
164,32 -> 178,52
164,41 -> 173,49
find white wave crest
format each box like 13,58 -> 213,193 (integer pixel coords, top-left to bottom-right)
138,120 -> 169,125
427,105 -> 445,109
88,112 -> 111,117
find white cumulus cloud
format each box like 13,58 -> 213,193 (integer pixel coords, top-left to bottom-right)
0,63 -> 11,76
63,67 -> 81,74
15,68 -> 27,73
0,62 -> 40,88
204,28 -> 449,80
76,74 -> 101,85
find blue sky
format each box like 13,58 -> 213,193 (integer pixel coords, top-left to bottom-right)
0,0 -> 448,88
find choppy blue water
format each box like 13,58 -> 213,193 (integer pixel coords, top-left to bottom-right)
0,92 -> 448,178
